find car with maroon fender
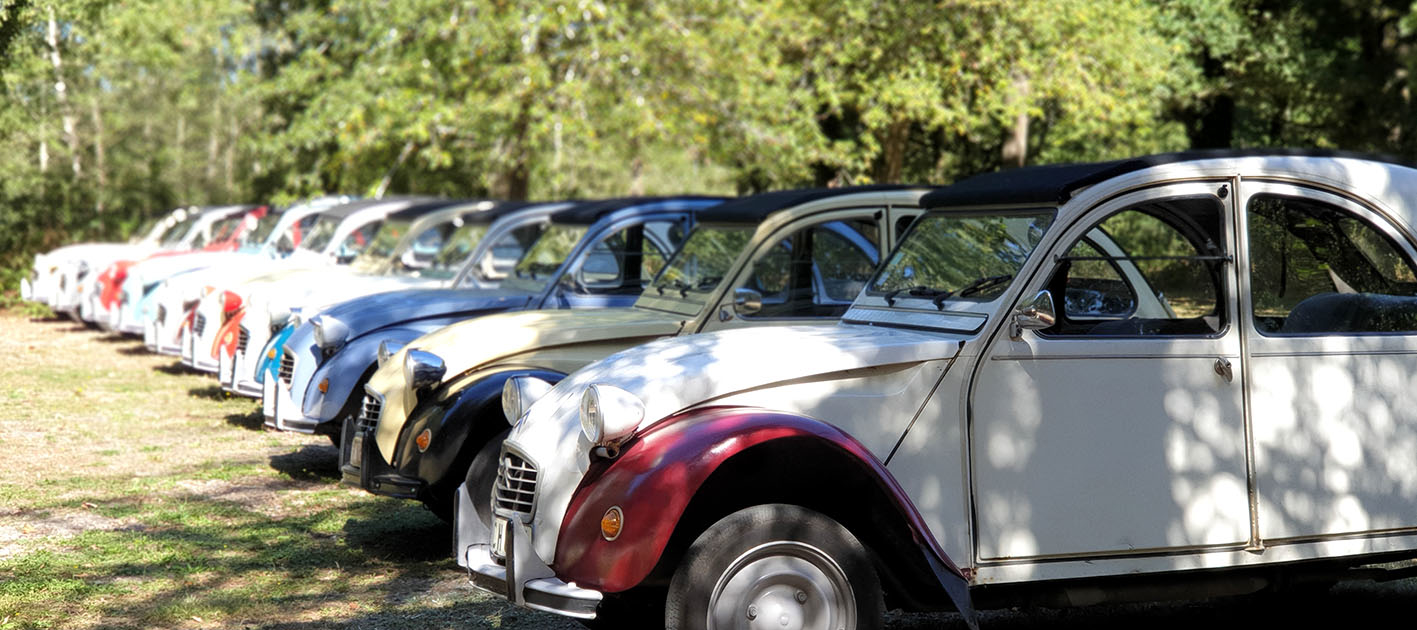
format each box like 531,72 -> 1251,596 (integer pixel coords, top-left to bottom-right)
461,151 -> 1417,627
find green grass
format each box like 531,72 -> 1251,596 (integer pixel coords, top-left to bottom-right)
0,312 -> 579,630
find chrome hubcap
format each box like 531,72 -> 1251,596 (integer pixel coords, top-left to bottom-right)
707,541 -> 854,630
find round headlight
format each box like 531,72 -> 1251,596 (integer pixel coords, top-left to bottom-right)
310,314 -> 349,352
404,350 -> 446,392
502,376 -> 554,426
579,384 -> 644,448
267,303 -> 292,332
376,340 -> 404,368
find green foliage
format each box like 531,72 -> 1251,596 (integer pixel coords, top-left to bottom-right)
7,0 -> 1417,299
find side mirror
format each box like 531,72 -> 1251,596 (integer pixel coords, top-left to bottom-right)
1010,290 -> 1055,340
733,287 -> 762,316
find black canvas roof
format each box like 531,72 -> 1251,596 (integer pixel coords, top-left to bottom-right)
697,184 -> 932,224
921,149 -> 1412,209
543,196 -> 729,224
316,197 -> 430,219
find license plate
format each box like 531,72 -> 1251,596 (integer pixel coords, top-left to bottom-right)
349,433 -> 364,469
219,351 -> 233,386
491,516 -> 510,559
262,377 -> 276,417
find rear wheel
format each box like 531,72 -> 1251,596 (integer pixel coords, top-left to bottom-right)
666,504 -> 883,630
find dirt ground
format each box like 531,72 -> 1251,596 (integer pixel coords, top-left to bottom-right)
3,311 -> 1417,629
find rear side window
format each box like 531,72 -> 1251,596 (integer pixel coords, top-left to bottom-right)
1247,194 -> 1417,334
742,218 -> 880,318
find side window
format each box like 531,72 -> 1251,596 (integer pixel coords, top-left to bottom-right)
1060,238 -> 1137,319
1043,196 -> 1226,336
472,223 -> 544,283
576,220 -> 685,291
742,218 -> 880,318
1247,194 -> 1417,334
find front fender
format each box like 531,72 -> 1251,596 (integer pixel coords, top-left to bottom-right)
553,407 -> 969,607
396,367 -> 566,492
302,327 -> 431,424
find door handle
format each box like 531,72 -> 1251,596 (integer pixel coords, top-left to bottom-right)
1214,357 -> 1233,383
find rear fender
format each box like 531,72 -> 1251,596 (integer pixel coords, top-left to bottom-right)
554,406 -> 972,615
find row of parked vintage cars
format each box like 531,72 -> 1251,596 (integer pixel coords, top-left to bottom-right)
23,151 -> 1417,628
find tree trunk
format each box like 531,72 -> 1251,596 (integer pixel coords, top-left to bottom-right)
373,141 -> 417,199
875,118 -> 910,183
90,96 -> 106,211
206,100 -> 221,184
225,116 -> 236,196
1001,74 -> 1030,168
46,5 -> 81,178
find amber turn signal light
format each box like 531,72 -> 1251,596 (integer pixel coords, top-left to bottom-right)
601,506 -> 624,541
317,378 -> 329,394
415,428 -> 431,452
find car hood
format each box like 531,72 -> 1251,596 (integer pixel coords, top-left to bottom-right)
129,252 -> 257,287
319,288 -> 537,344
504,323 -> 962,560
370,307 -> 687,461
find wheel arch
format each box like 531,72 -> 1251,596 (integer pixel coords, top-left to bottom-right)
553,406 -> 971,616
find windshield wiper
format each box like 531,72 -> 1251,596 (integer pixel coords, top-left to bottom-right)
657,278 -> 692,297
883,273 -> 1013,310
955,273 -> 1013,298
883,285 -> 950,307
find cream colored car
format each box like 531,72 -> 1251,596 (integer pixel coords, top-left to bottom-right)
341,186 -> 933,518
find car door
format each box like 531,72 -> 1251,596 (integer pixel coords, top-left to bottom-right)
970,182 -> 1252,561
1239,181 -> 1417,542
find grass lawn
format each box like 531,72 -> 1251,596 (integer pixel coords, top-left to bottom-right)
0,311 -> 579,630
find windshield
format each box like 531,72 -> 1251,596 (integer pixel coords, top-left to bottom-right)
205,213 -> 247,246
649,225 -> 754,301
159,213 -> 201,247
248,210 -> 284,245
500,224 -> 588,292
416,220 -> 488,280
299,214 -> 346,252
871,210 -> 1055,306
351,218 -> 414,269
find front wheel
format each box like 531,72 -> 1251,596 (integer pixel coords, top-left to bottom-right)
666,504 -> 883,630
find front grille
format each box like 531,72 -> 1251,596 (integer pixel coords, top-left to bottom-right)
237,327 -> 250,353
278,350 -> 295,385
193,313 -> 207,336
357,394 -> 383,431
494,450 -> 538,516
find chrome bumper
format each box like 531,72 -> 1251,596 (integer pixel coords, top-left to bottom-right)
456,484 -> 602,619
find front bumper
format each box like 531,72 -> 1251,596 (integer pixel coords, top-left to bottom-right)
339,415 -> 423,499
267,376 -> 315,432
455,484 -> 602,619
180,325 -> 220,373
220,346 -> 263,398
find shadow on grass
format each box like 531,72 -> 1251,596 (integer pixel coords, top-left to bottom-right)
226,407 -> 266,431
154,361 -> 202,375
270,444 -> 341,482
188,384 -> 234,401
341,503 -> 452,563
59,323 -> 95,333
96,332 -> 138,344
117,344 -> 156,356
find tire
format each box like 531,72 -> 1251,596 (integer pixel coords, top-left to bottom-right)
666,504 -> 884,630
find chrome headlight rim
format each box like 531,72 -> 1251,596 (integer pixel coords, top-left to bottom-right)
501,376 -> 554,426
579,384 -> 645,449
